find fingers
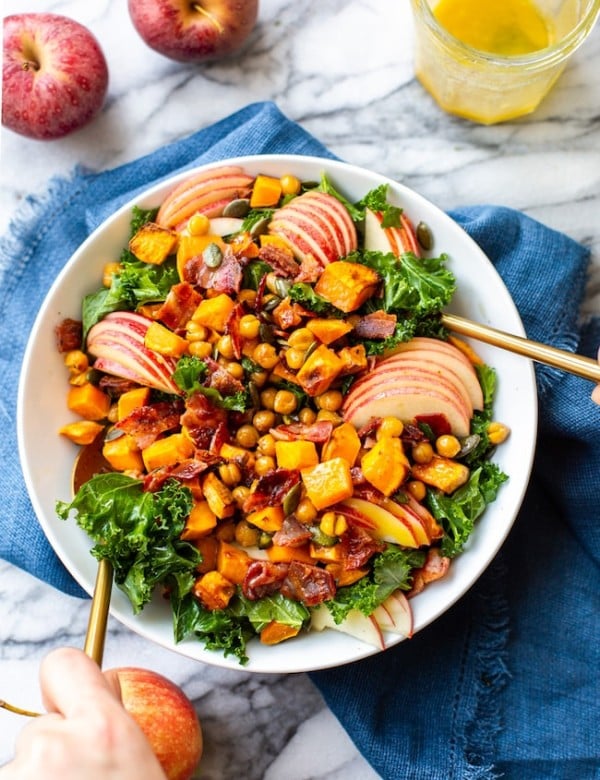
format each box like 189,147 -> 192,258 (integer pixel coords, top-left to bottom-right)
39,647 -> 121,718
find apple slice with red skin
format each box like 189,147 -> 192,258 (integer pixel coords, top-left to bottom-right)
156,166 -> 254,230
385,338 -> 484,409
87,311 -> 181,395
364,207 -> 421,257
372,591 -> 413,638
338,497 -> 421,548
310,604 -> 385,649
392,490 -> 444,541
268,190 -> 358,268
378,496 -> 431,546
346,357 -> 475,418
343,365 -> 473,437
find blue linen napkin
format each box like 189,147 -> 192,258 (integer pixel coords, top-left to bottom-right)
1,101 -> 598,779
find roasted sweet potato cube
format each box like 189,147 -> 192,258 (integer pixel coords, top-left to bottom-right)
217,541 -> 252,584
275,440 -> 319,470
246,505 -> 285,533
338,344 -> 368,375
193,570 -> 235,610
202,472 -> 235,519
296,344 -> 344,396
411,455 -> 470,494
301,457 -> 354,510
321,422 -> 361,465
260,620 -> 301,645
314,261 -> 380,313
306,317 -> 353,345
142,433 -> 194,472
361,437 -> 410,496
129,223 -> 178,265
181,500 -> 218,540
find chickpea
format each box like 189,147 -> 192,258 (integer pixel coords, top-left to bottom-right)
187,213 -> 210,236
295,497 -> 318,524
219,462 -> 242,487
257,433 -> 276,457
253,409 -> 276,433
255,455 -> 276,476
232,485 -> 251,508
298,406 -> 317,425
186,321 -> 209,342
260,387 -> 278,410
217,334 -> 235,360
316,409 -> 342,425
436,434 -> 461,458
253,342 -> 280,370
225,362 -> 244,381
487,422 -> 511,445
188,341 -> 213,359
64,350 -> 89,375
287,327 -> 314,351
316,390 -> 343,412
377,416 -> 404,439
280,174 -> 302,196
237,288 -> 257,306
412,441 -> 434,464
273,389 -> 298,415
406,480 -> 427,502
215,521 -> 236,542
239,314 -> 260,339
235,424 -> 260,449
285,347 -> 305,370
235,520 -> 260,548
250,369 -> 269,388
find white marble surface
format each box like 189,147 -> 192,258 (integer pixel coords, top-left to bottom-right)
1,0 -> 599,777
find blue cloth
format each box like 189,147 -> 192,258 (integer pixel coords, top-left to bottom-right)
1,102 -> 598,779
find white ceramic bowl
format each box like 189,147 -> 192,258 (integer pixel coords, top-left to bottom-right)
17,155 -> 537,673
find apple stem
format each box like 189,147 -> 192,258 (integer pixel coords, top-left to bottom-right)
0,699 -> 41,718
192,3 -> 225,34
21,60 -> 41,72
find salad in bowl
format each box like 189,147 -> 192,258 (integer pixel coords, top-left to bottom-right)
18,156 -> 536,672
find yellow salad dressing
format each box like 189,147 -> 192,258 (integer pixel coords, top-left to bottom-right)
433,0 -> 554,56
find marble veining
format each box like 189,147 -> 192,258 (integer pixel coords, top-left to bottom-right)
1,0 -> 599,776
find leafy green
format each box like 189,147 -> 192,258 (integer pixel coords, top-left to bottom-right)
234,592 -> 310,633
355,184 -> 403,228
129,205 -> 159,237
56,474 -> 198,613
242,259 -> 272,290
317,173 -> 363,222
240,209 -> 276,234
173,355 -> 209,397
326,547 -> 426,623
427,464 -> 509,558
288,282 -> 343,317
355,250 -> 456,315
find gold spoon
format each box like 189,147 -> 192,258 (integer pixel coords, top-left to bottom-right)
441,313 -> 600,383
72,434 -> 114,668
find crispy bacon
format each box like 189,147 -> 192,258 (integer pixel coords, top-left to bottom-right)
242,561 -> 289,600
204,357 -> 245,396
341,524 -> 386,570
98,375 -> 140,397
184,247 -> 246,294
242,469 -> 300,513
258,243 -> 300,278
270,421 -> 334,443
225,302 -> 244,359
294,253 -> 322,283
272,516 -> 313,548
143,457 -> 217,492
181,393 -> 228,450
400,422 -> 428,446
116,399 -> 184,449
156,282 -> 202,332
55,318 -> 82,353
353,311 -> 397,339
407,548 -> 451,598
280,561 -> 336,606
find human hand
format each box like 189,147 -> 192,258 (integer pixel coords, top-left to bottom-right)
592,348 -> 600,404
0,647 -> 166,780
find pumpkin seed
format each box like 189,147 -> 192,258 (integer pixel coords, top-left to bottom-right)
457,434 -> 480,458
223,198 -> 250,218
282,482 -> 301,516
416,221 -> 433,251
263,295 -> 281,312
248,381 -> 261,409
249,216 -> 270,238
259,322 -> 275,343
203,242 -> 223,269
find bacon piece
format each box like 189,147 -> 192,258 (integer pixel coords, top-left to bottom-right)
353,311 -> 397,339
187,247 -> 246,294
143,457 -> 217,492
271,297 -> 305,330
294,254 -> 322,283
270,421 -> 334,443
272,516 -> 313,548
280,561 -> 336,606
408,548 -> 451,598
204,357 -> 245,396
341,524 -> 386,570
98,375 -> 140,397
225,302 -> 244,359
400,422 -> 428,446
242,469 -> 300,513
55,318 -> 82,353
116,399 -> 184,449
181,392 -> 228,451
242,561 -> 289,600
258,243 -> 300,278
156,282 -> 202,332
356,418 -> 381,440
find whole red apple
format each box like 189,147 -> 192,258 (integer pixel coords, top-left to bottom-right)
128,0 -> 259,62
2,13 -> 108,141
115,667 -> 203,780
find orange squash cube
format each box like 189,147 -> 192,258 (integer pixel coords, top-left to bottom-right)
181,500 -> 218,540
275,440 -> 319,471
217,541 -> 253,585
193,570 -> 235,610
246,505 -> 284,533
260,621 -> 301,645
361,437 -> 410,496
301,457 -> 354,510
314,261 -> 380,313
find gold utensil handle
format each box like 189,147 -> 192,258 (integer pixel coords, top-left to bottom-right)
83,558 -> 113,667
442,313 -> 600,383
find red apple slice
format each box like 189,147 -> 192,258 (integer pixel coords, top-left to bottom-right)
156,166 -> 254,230
385,337 -> 484,409
364,208 -> 421,256
310,604 -> 385,649
87,311 -> 181,394
378,497 -> 431,546
268,190 -> 357,267
372,591 -> 413,637
338,497 -> 421,548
